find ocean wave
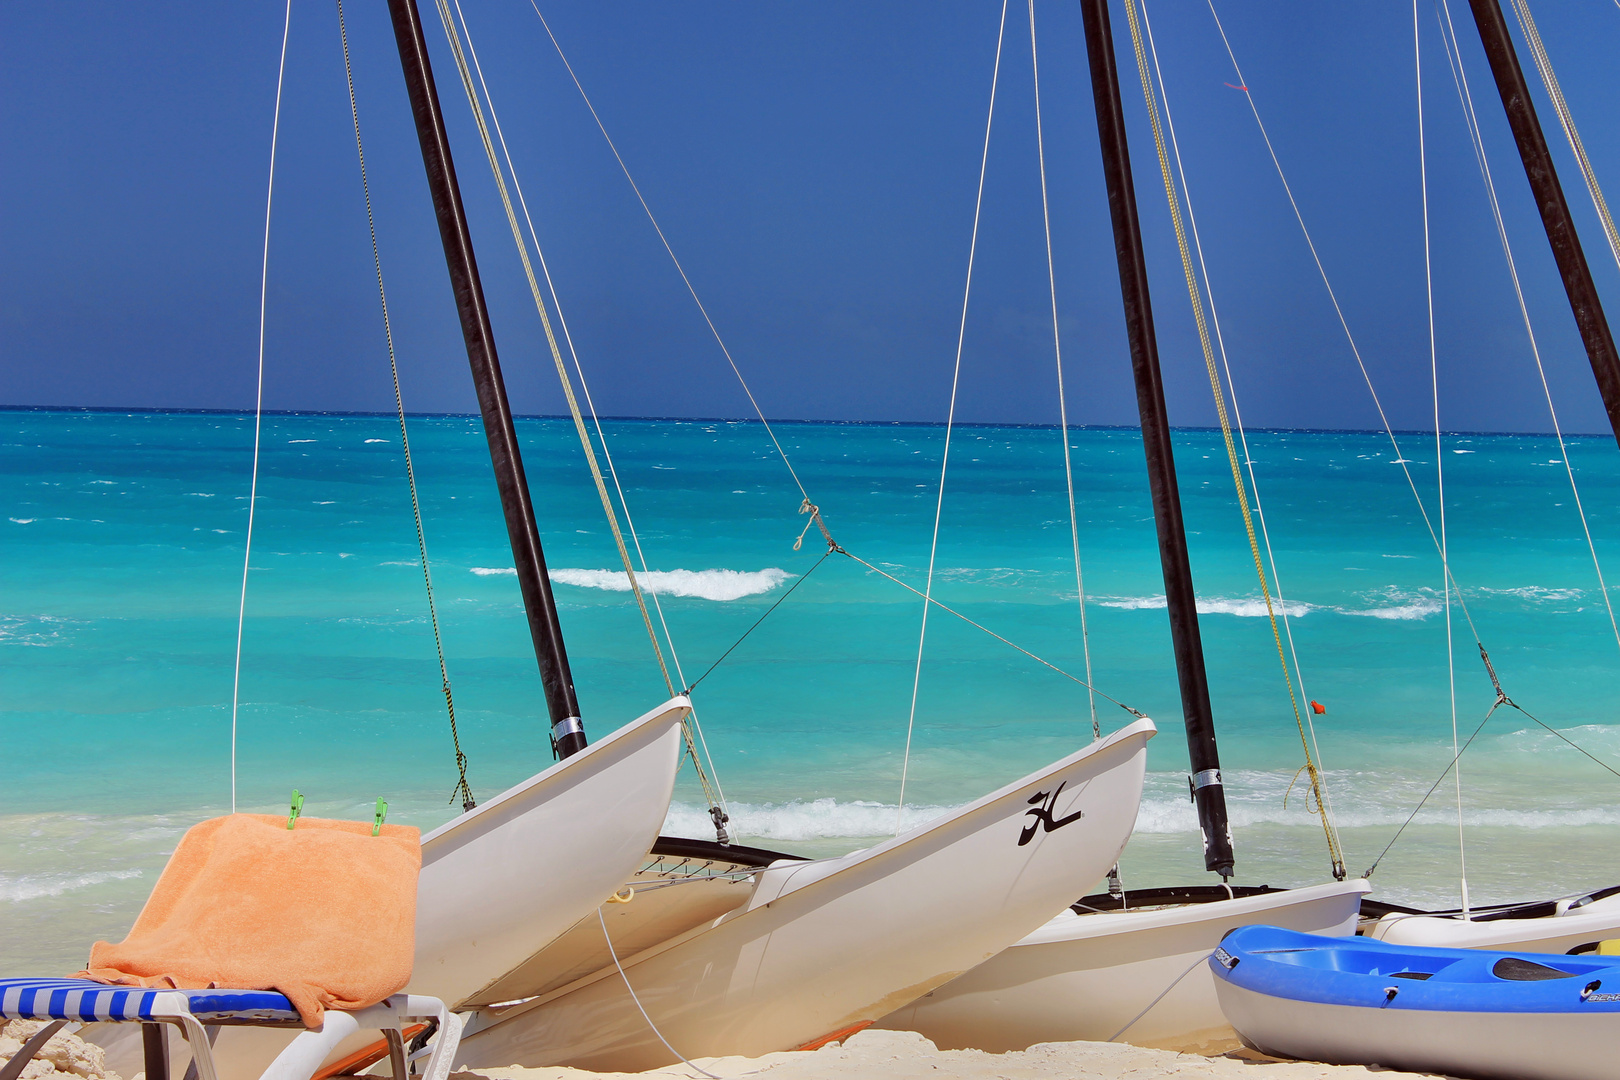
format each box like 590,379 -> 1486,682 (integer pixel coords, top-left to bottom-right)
0,868 -> 142,904
1097,591 -> 1440,621
553,568 -> 791,601
1343,599 -> 1442,620
1132,798 -> 1620,833
664,797 -> 959,841
469,567 -> 517,576
1098,595 -> 1314,618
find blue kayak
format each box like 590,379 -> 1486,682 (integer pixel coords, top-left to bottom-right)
1211,925 -> 1620,1080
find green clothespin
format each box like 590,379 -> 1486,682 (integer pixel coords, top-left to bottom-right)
287,789 -> 304,830
373,798 -> 388,837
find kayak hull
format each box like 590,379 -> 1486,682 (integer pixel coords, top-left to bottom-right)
1213,925 -> 1620,1080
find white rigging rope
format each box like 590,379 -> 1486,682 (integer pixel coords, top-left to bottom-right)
896,0 -> 1010,833
445,0 -> 727,819
1137,0 -> 1343,863
524,1 -> 814,510
1435,0 -> 1620,666
1413,4 -> 1470,917
1508,0 -> 1620,276
1028,0 -> 1098,740
435,0 -> 730,823
230,0 -> 292,815
1204,1 -> 1495,661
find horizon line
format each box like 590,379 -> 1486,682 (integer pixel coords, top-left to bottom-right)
1,403 -> 1612,440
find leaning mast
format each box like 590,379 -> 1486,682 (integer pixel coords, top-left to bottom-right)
1078,0 -> 1234,877
1468,0 -> 1620,448
385,0 -> 587,759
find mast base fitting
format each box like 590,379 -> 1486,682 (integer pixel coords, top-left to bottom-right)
551,716 -> 584,741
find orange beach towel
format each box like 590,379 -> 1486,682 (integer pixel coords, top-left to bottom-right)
74,813 -> 421,1028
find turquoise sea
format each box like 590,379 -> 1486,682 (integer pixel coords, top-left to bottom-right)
6,407 -> 1620,970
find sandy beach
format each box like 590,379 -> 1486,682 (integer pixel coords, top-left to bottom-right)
449,1028 -> 1445,1080
4,1021 -> 1449,1080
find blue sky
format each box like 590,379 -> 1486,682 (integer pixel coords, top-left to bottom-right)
3,1 -> 1619,432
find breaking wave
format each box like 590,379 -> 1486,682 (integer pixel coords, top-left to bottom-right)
553,568 -> 791,601
1098,595 -> 1314,618
0,869 -> 142,904
469,567 -> 517,576
664,797 -> 959,841
1097,591 -> 1439,620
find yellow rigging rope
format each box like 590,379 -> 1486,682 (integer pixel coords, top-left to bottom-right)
337,0 -> 473,810
1123,0 -> 1345,880
432,0 -> 725,822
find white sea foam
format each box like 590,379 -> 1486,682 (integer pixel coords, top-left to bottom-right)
1098,589 -> 1441,621
365,439 -> 388,444
9,518 -> 34,524
1343,599 -> 1442,620
553,568 -> 792,601
470,567 -> 517,576
1098,594 -> 1314,617
288,439 -> 316,444
1474,585 -> 1585,604
1132,796 -> 1620,833
0,868 -> 142,904
664,798 -> 958,841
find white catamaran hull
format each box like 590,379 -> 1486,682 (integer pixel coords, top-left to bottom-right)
454,718 -> 1156,1072
85,698 -> 688,1080
1371,890 -> 1620,955
877,878 -> 1369,1051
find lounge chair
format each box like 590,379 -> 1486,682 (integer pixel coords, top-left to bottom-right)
0,979 -> 460,1080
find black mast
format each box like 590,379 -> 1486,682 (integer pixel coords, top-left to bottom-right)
1467,0 -> 1620,448
1078,0 -> 1233,876
386,0 -> 586,758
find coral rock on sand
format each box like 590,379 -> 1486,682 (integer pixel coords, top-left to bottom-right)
0,1021 -> 123,1080
452,1028 -> 1449,1080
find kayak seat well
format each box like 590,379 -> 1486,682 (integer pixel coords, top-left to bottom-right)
1492,957 -> 1580,981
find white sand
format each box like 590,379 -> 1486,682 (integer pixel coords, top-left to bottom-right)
452,1028 -> 1447,1080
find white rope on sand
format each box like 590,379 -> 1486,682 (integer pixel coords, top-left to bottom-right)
597,908 -> 718,1080
230,0 -> 291,815
897,0 -> 1010,833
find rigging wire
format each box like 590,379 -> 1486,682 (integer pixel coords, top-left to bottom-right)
1204,4 -> 1620,871
434,0 -> 728,827
1507,0 -> 1620,275
1137,1 -> 1340,851
336,0 -> 473,811
1412,1 -> 1470,917
841,549 -> 1145,720
1126,0 -> 1344,878
1203,2 -> 1620,767
897,0 -> 1011,834
1029,0 -> 1099,740
230,0 -> 292,815
525,1 -> 815,511
1435,0 -> 1620,666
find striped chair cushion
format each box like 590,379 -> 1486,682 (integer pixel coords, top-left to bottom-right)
0,979 -> 298,1025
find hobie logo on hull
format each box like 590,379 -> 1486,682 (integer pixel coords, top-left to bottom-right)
1018,781 -> 1084,846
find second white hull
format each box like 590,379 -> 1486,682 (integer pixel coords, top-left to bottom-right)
878,878 -> 1369,1051
455,719 -> 1157,1072
1371,890 -> 1620,955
